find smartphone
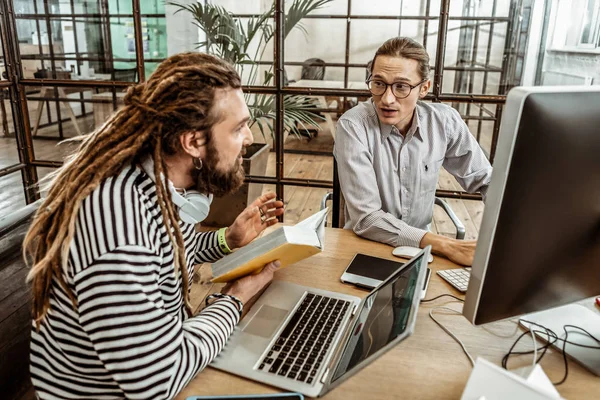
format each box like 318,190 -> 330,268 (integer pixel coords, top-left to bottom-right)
186,393 -> 304,400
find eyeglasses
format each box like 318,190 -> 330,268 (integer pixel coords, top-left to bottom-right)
366,78 -> 427,99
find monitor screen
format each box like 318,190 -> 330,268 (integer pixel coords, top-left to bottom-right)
464,86 -> 600,325
331,252 -> 426,382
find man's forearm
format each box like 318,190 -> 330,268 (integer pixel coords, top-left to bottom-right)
419,232 -> 451,254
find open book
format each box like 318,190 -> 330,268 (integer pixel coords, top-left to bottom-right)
211,208 -> 329,283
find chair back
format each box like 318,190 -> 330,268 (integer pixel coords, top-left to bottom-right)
113,68 -> 138,82
301,58 -> 326,80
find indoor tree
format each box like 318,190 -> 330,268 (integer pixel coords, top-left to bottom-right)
169,0 -> 333,141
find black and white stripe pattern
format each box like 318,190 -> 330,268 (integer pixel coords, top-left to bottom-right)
30,164 -> 239,399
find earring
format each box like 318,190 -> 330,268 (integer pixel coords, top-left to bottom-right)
193,157 -> 203,170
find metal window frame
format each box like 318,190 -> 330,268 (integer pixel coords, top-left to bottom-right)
0,0 -> 530,226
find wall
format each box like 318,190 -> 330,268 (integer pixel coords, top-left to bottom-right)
542,50 -> 600,85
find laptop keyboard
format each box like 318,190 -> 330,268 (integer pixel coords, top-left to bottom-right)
258,293 -> 351,384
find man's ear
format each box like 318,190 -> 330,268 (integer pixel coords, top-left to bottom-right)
419,79 -> 431,98
179,131 -> 208,159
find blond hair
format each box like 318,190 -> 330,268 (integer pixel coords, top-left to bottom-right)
371,37 -> 430,80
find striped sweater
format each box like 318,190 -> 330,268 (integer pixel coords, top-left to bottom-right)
30,164 -> 239,399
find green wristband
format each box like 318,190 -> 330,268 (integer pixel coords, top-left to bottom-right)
218,227 -> 232,254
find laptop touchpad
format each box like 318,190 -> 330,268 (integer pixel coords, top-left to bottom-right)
242,305 -> 288,338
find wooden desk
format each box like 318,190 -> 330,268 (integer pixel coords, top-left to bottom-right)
179,228 -> 599,400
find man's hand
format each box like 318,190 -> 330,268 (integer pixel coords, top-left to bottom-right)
221,260 -> 281,306
420,232 -> 477,266
225,192 -> 284,249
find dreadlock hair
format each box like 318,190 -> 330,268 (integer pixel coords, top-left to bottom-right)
23,52 -> 242,326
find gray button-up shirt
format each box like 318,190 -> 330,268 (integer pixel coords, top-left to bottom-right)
334,99 -> 492,248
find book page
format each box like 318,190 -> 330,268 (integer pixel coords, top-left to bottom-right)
294,207 -> 328,249
211,208 -> 329,282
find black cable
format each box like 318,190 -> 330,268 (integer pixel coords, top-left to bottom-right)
502,319 -> 600,385
421,293 -> 464,303
421,293 -> 600,384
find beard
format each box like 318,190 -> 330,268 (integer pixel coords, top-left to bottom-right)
193,141 -> 245,197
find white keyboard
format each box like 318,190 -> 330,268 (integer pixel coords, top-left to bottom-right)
437,268 -> 471,292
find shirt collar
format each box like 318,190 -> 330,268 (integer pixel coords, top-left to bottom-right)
372,100 -> 423,142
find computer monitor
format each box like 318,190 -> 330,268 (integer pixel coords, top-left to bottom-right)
463,86 -> 600,373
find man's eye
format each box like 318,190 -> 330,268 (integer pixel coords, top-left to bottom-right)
394,83 -> 410,91
373,81 -> 386,88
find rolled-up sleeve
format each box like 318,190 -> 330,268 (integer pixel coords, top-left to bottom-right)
334,119 -> 427,247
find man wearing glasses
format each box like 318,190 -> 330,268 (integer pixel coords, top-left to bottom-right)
334,37 -> 492,266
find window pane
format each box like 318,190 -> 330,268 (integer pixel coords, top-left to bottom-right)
351,0 -> 427,16
211,0 -> 268,14
286,18 -> 346,65
350,19 -> 438,71
25,85 -> 125,160
144,61 -> 160,79
14,9 -> 147,81
441,101 -> 496,158
52,0 -> 101,14
13,0 -> 45,15
108,0 -> 134,15
0,172 -> 27,220
308,0 -> 346,15
442,19 -> 508,95
73,0 -> 102,14
140,0 -> 165,15
142,17 -> 167,59
0,24 -> 6,81
448,0 -> 511,17
579,0 -> 600,45
0,89 -> 21,163
37,167 -> 58,198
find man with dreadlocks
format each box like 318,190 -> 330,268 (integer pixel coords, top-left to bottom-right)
24,52 -> 285,399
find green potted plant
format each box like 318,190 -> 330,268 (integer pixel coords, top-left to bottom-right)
169,0 -> 333,226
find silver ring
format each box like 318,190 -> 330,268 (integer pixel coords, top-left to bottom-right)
259,207 -> 267,223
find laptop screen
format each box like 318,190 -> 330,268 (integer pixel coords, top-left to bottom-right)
330,253 -> 426,382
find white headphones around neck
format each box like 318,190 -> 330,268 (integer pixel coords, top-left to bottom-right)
141,158 -> 213,224
170,188 -> 213,225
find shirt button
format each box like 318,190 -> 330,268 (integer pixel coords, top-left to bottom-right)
402,167 -> 406,172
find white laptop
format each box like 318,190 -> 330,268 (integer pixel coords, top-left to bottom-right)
211,246 -> 431,397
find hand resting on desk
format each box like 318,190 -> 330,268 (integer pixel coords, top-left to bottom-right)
420,232 -> 477,266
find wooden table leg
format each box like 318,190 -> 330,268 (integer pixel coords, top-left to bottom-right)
57,87 -> 82,136
31,87 -> 47,137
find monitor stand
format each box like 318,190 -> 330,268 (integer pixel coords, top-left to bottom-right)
519,303 -> 600,376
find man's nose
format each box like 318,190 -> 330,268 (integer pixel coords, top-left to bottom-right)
381,85 -> 396,105
243,124 -> 253,146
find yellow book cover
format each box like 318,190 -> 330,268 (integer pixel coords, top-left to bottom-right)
211,208 -> 328,283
